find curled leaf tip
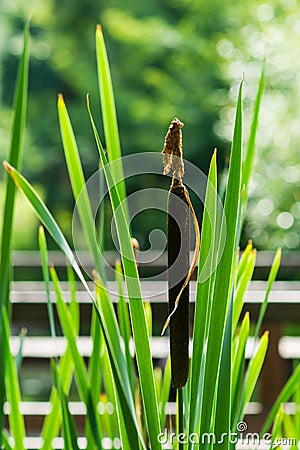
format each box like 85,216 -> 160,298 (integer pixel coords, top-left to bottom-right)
86,93 -> 91,111
96,24 -> 102,34
161,318 -> 170,336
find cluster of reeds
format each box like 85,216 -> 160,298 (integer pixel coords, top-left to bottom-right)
1,22 -> 300,450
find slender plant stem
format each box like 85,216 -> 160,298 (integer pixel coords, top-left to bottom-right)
177,387 -> 184,450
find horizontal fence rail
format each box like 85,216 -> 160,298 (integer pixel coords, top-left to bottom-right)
12,250 -> 300,281
11,250 -> 300,269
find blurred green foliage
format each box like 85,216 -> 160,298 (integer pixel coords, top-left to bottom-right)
1,0 -> 300,251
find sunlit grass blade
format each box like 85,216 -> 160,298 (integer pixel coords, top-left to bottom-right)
41,349 -> 74,450
3,161 -> 144,445
67,266 -> 80,331
14,327 -> 27,373
1,430 -> 13,450
115,260 -> 135,393
242,65 -> 265,208
253,248 -> 281,339
95,25 -> 128,212
39,225 -> 56,338
269,405 -> 284,450
51,359 -> 80,450
2,307 -> 26,450
3,162 -> 85,280
188,150 -> 217,437
236,240 -> 253,284
0,24 -> 29,444
231,312 -> 250,424
87,97 -> 162,450
87,308 -> 103,448
97,168 -> 106,281
238,330 -> 269,421
0,22 -> 29,308
214,293 -> 233,450
41,268 -> 78,449
93,279 -> 143,449
199,81 -> 243,446
58,94 -> 105,279
159,357 -> 171,429
283,411 -> 297,450
50,266 -> 103,449
294,374 -> 300,446
100,343 -> 120,441
233,248 -> 256,332
261,364 -> 300,435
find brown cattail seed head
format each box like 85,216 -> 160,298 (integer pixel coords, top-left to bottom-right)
162,118 -> 184,186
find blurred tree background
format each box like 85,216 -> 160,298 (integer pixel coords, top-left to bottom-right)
0,0 -> 299,251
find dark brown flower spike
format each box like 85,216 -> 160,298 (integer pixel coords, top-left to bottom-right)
161,117 -> 200,388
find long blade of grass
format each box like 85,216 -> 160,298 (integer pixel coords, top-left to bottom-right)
269,406 -> 284,450
41,268 -> 78,450
93,279 -> 142,449
14,327 -> 27,373
51,359 -> 80,450
231,312 -> 250,423
95,25 -> 128,212
159,357 -> 171,430
41,268 -> 79,450
100,340 -> 125,445
87,97 -> 162,450
3,162 -> 146,448
242,65 -> 265,209
188,150 -> 217,437
39,226 -> 56,338
261,364 -> 300,435
199,81 -> 243,446
1,431 -> 13,450
58,95 -> 105,279
233,248 -> 256,333
236,240 -> 253,284
214,292 -> 233,450
238,330 -> 269,421
253,248 -> 281,339
115,260 -> 135,394
0,24 -> 29,444
2,307 -> 26,450
86,308 -> 103,448
0,22 -> 29,308
283,411 -> 297,450
50,266 -> 103,449
294,373 -> 300,447
41,349 -> 74,450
